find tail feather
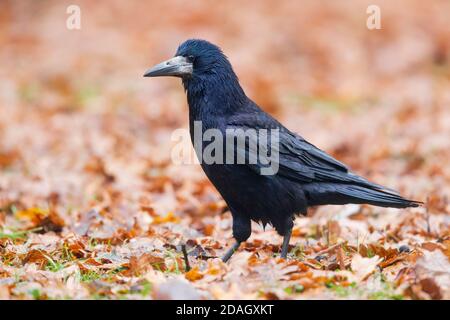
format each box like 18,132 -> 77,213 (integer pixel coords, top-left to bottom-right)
304,183 -> 422,208
337,184 -> 421,208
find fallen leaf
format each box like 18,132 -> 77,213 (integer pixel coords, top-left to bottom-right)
415,249 -> 450,299
185,266 -> 204,282
419,278 -> 442,300
128,253 -> 167,276
22,250 -> 49,268
421,242 -> 444,252
16,208 -> 48,225
351,254 -> 382,281
153,212 -> 180,225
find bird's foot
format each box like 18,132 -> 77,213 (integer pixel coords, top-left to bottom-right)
221,241 -> 241,262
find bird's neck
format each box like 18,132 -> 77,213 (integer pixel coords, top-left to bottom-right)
183,72 -> 248,122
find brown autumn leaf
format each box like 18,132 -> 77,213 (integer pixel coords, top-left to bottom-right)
419,278 -> 442,300
66,240 -> 88,258
15,208 -> 48,226
379,253 -> 407,269
443,240 -> 450,258
84,156 -> 115,183
0,0 -> 449,300
0,285 -> 10,299
82,258 -> 102,267
414,249 -> 450,299
326,220 -> 341,245
421,242 -> 444,252
336,246 -> 346,270
0,150 -> 20,168
38,211 -> 65,233
291,227 -> 307,237
359,244 -> 398,261
426,193 -> 448,214
152,212 -> 180,225
128,253 -> 167,276
185,266 -> 204,282
22,250 -> 49,268
351,254 -> 382,281
202,224 -> 215,236
114,219 -> 143,241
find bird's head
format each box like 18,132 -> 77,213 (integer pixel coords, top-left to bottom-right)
144,39 -> 234,81
144,39 -> 247,112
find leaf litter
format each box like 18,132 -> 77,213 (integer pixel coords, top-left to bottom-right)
0,0 -> 449,299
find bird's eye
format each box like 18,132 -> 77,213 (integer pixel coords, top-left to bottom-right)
187,55 -> 195,63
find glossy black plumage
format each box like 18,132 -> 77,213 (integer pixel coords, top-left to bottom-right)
146,39 -> 421,260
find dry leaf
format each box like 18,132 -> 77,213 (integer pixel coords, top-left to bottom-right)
351,254 -> 382,281
0,0 -> 447,300
152,212 -> 180,224
128,253 -> 167,276
415,250 -> 450,299
185,267 -> 204,282
16,208 -> 48,225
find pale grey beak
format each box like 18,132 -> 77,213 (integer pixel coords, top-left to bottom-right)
143,56 -> 193,78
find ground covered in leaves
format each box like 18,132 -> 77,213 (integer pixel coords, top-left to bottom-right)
0,0 -> 449,299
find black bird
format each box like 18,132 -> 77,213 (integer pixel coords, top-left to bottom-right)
144,39 -> 421,262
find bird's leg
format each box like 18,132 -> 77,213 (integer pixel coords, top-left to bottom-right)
280,229 -> 292,258
222,212 -> 250,262
221,241 -> 241,262
280,220 -> 293,259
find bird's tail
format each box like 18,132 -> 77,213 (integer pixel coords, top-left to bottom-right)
304,183 -> 422,208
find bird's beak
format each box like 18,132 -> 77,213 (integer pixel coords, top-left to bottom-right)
143,56 -> 193,78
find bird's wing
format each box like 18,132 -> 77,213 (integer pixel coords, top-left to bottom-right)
225,107 -> 420,208
227,113 -> 388,188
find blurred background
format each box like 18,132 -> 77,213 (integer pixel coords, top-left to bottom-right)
0,0 -> 449,233
0,0 -> 449,300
